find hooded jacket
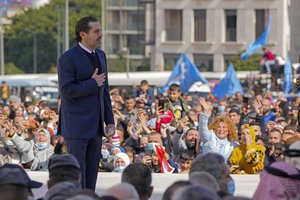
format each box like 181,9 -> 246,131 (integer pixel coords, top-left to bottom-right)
229,125 -> 265,174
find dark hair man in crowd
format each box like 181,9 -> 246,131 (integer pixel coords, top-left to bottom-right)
0,163 -> 42,200
37,154 -> 82,200
122,163 -> 153,200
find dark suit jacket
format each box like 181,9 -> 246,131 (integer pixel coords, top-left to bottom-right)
58,44 -> 114,139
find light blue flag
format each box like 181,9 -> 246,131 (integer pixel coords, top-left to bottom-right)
283,52 -> 292,95
160,54 -> 208,94
212,63 -> 244,99
0,0 -> 31,10
241,16 -> 272,60
0,0 -> 9,16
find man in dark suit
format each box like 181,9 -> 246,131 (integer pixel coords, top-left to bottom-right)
58,16 -> 114,190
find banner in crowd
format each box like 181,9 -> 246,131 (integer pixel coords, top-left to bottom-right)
240,16 -> 272,60
283,52 -> 292,95
212,63 -> 244,99
0,0 -> 32,7
0,0 -> 32,16
160,54 -> 207,94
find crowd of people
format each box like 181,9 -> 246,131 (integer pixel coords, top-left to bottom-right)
0,78 -> 300,199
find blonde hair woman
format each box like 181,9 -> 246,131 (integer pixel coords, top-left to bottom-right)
198,97 -> 239,162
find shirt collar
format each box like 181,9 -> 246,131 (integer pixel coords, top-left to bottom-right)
79,42 -> 95,54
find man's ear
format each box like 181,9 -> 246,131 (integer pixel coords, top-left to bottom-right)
79,31 -> 86,39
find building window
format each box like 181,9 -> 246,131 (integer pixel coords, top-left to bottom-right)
165,10 -> 182,41
194,10 -> 206,42
224,54 -> 235,69
193,54 -> 213,72
255,9 -> 269,39
126,35 -> 145,55
107,10 -> 120,31
106,34 -> 119,55
164,54 -> 181,70
225,10 -> 237,42
125,10 -> 145,31
123,0 -> 138,7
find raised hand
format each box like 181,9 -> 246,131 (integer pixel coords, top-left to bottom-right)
3,120 -> 16,138
105,124 -> 115,137
113,108 -> 125,121
127,122 -> 133,134
155,105 -> 164,116
199,97 -> 212,116
177,116 -> 189,132
253,100 -> 263,116
92,69 -> 106,87
138,109 -> 147,126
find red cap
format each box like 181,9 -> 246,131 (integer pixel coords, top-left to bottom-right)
159,110 -> 173,124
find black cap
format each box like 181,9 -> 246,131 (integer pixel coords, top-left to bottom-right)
48,154 -> 81,171
0,164 -> 42,188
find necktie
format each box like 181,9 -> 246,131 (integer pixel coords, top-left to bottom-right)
91,51 -> 96,58
90,51 -> 100,73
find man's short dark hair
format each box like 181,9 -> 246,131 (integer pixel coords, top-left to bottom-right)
229,108 -> 240,115
0,185 -> 28,200
169,83 -> 180,92
75,16 -> 98,42
121,163 -> 152,200
189,153 -> 225,181
249,121 -> 260,126
125,95 -> 135,101
162,181 -> 191,200
180,150 -> 195,161
141,80 -> 148,86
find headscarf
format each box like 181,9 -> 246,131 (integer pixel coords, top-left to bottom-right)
253,162 -> 300,200
34,128 -> 51,151
113,152 -> 130,167
284,140 -> 300,170
229,125 -> 265,174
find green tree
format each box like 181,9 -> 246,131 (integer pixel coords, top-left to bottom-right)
4,0 -> 101,74
229,51 -> 261,71
5,63 -> 25,74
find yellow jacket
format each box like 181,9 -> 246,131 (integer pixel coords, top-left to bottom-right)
229,126 -> 265,174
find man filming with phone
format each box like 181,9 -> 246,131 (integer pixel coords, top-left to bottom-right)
171,116 -> 200,164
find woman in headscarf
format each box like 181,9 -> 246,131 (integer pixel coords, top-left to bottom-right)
229,125 -> 265,174
253,161 -> 300,200
113,152 -> 130,173
31,128 -> 54,171
198,97 -> 239,162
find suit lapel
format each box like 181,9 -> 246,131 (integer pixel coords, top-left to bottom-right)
74,44 -> 94,74
95,49 -> 106,74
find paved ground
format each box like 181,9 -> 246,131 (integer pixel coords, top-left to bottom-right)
29,172 -> 259,199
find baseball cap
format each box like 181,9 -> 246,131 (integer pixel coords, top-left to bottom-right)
0,164 -> 42,188
159,110 -> 174,124
48,154 -> 81,171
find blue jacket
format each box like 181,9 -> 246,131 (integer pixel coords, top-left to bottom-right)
58,44 -> 114,139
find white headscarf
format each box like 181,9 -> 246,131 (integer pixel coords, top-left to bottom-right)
113,152 -> 130,167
